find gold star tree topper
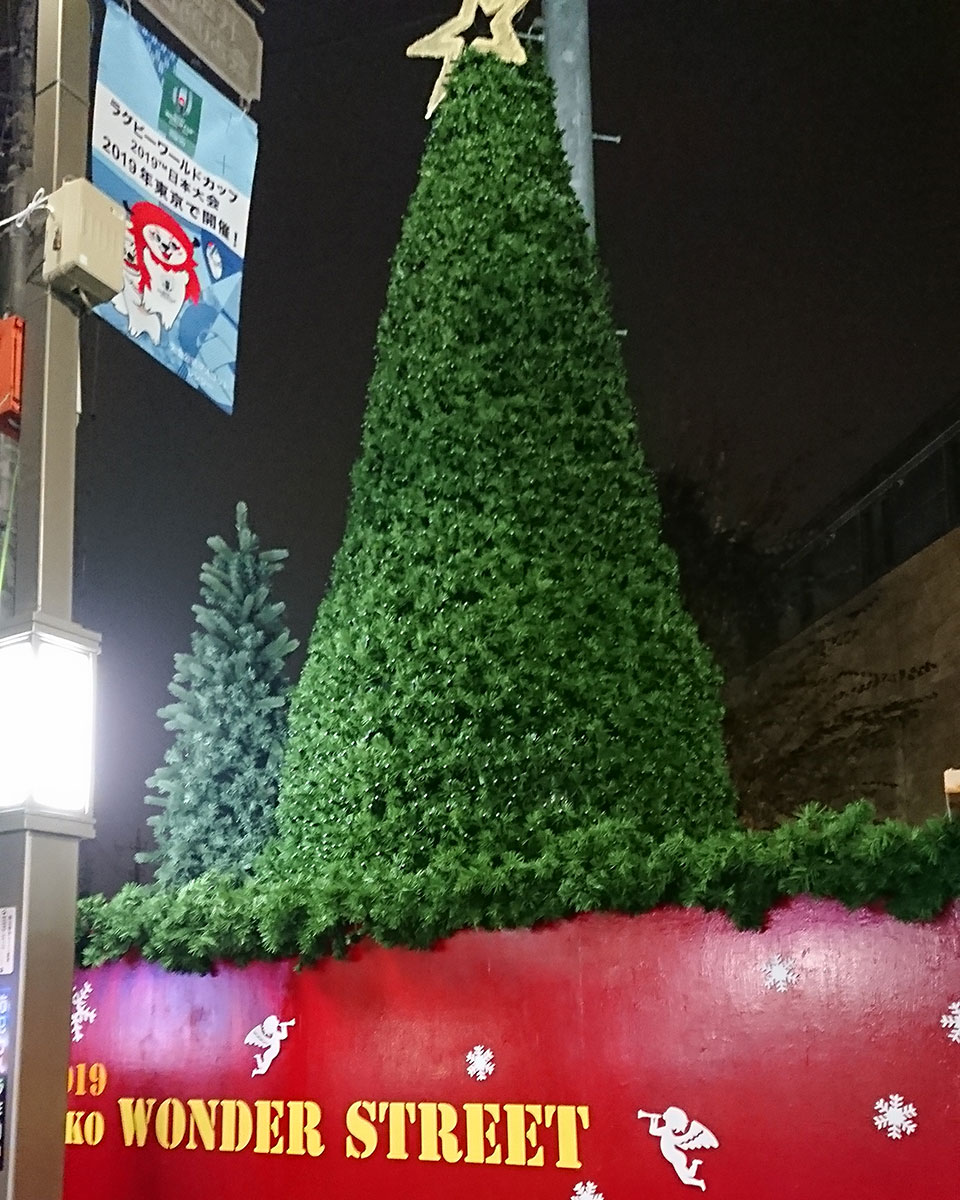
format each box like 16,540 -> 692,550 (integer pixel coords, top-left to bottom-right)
407,0 -> 531,119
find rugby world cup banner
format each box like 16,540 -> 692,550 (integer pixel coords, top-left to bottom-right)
63,899 -> 960,1199
91,1 -> 259,414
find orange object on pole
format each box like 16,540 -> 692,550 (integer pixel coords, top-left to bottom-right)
0,315 -> 24,440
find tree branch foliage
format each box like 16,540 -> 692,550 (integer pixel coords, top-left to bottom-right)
138,503 -> 298,885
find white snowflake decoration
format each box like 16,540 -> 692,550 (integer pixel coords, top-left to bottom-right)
873,1094 -> 917,1139
70,981 -> 97,1043
572,1183 -> 604,1200
760,954 -> 800,993
465,1044 -> 495,1082
940,1000 -> 960,1044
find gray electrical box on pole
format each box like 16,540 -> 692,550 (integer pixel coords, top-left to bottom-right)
543,0 -> 596,239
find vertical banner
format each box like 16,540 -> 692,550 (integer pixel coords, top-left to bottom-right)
91,1 -> 259,414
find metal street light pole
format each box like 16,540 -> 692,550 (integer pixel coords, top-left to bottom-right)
0,1 -> 97,1197
543,0 -> 597,239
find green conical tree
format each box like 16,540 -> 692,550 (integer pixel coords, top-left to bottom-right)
142,503 -> 298,886
272,52 -> 737,892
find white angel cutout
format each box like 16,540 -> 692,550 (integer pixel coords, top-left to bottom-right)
244,1014 -> 296,1078
637,1106 -> 719,1191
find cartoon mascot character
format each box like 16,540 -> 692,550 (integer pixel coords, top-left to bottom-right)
111,213 -> 162,345
112,201 -> 201,341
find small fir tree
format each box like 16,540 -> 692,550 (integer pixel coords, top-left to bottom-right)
271,52 -> 737,893
142,503 -> 298,886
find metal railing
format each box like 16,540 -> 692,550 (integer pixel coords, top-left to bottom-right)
777,400 -> 960,642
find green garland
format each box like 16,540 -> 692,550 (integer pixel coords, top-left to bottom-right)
77,802 -> 960,974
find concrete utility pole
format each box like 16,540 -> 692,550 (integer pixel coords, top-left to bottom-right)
12,0 -> 87,625
543,0 -> 596,239
0,1 -> 95,1198
0,0 -> 36,619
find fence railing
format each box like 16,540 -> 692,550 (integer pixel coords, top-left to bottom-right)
776,403 -> 960,643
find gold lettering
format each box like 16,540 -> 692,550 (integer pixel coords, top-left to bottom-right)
417,1103 -> 439,1163
524,1105 -> 545,1167
484,1104 -> 503,1165
379,1101 -> 417,1161
67,1063 -> 108,1097
286,1100 -> 324,1157
463,1104 -> 485,1164
116,1098 -> 157,1148
417,1101 -> 462,1164
553,1105 -> 589,1169
437,1102 -> 463,1164
218,1099 -> 253,1153
254,1099 -> 286,1154
503,1104 -> 527,1166
64,1110 -> 104,1147
463,1103 -> 502,1165
344,1101 -> 378,1159
185,1099 -> 220,1150
504,1103 -> 545,1167
155,1098 -> 187,1150
83,1111 -> 105,1146
64,1110 -> 85,1146
101,1094 -> 590,1163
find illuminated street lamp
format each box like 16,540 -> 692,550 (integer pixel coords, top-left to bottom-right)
0,617 -> 99,820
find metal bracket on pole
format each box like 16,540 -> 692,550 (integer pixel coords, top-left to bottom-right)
518,16 -> 544,44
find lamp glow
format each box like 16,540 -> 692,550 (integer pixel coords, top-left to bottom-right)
0,619 -> 99,815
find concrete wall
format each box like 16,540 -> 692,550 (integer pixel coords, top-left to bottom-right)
725,527 -> 960,826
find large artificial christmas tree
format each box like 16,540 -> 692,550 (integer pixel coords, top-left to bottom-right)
77,31 -> 960,972
270,50 -> 738,897
142,503 -> 298,886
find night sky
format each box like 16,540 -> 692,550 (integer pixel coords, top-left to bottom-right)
73,0 -> 960,894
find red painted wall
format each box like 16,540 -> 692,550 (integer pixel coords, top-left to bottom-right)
64,898 -> 960,1198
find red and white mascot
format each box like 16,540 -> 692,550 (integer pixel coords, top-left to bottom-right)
112,201 -> 200,343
